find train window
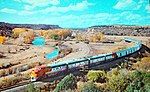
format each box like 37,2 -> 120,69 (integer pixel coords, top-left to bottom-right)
56,67 -> 59,70
98,58 -> 101,61
95,59 -> 98,62
90,60 -> 93,63
76,63 -> 80,66
120,53 -> 122,57
52,68 -> 57,71
103,57 -> 105,60
93,59 -> 96,62
82,61 -> 85,64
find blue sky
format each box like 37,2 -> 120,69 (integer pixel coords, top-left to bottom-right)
0,0 -> 150,28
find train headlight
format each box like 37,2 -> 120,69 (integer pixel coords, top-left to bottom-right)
31,76 -> 37,82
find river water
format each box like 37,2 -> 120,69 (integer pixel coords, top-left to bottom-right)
32,37 -> 59,60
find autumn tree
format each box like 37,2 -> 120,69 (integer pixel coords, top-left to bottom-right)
12,28 -> 27,38
132,57 -> 150,72
89,32 -> 104,42
20,31 -> 35,44
0,36 -> 5,44
75,33 -> 86,41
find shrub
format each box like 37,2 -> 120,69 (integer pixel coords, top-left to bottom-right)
12,28 -> 27,38
125,71 -> 150,92
54,74 -> 77,92
51,34 -> 59,40
21,31 -> 35,44
26,83 -> 40,92
0,36 -> 5,44
80,82 -> 102,92
144,83 -> 150,92
23,73 -> 30,80
106,69 -> 130,92
87,70 -> 106,82
1,77 -> 12,87
132,57 -> 150,72
0,70 -> 6,77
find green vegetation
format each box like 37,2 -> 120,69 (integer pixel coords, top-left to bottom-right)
87,70 -> 106,82
133,57 -> 150,71
51,34 -> 59,40
80,82 -> 102,92
125,71 -> 150,92
106,69 -> 130,92
53,56 -> 150,92
26,83 -> 40,92
54,74 -> 77,92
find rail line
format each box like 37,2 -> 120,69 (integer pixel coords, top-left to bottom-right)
0,80 -> 31,92
0,38 -> 142,92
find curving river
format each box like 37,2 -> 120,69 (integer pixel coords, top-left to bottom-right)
32,37 -> 59,60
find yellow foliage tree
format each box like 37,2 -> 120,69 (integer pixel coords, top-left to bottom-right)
40,29 -> 71,40
0,36 -> 5,44
12,28 -> 27,38
132,57 -> 150,71
89,32 -> 104,42
75,33 -> 86,41
20,31 -> 35,44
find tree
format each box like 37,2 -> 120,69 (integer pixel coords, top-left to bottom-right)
26,83 -> 40,92
132,57 -> 150,72
12,28 -> 27,38
0,36 -> 5,44
106,69 -> 130,92
54,74 -> 77,92
87,70 -> 106,83
80,82 -> 102,92
20,31 -> 35,44
89,32 -> 104,42
75,33 -> 86,41
51,34 -> 59,40
125,71 -> 150,92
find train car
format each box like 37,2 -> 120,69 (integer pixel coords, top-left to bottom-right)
30,38 -> 142,82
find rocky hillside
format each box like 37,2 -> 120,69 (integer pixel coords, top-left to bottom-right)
0,22 -> 61,36
88,25 -> 150,36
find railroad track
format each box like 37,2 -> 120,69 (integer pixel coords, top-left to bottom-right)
0,80 -> 31,92
0,71 -> 85,92
1,38 -> 142,92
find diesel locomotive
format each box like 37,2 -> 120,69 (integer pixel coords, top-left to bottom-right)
30,38 -> 142,81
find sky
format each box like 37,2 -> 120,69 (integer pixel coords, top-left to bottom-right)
0,0 -> 150,28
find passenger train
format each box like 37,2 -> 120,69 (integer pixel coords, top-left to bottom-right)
30,38 -> 142,81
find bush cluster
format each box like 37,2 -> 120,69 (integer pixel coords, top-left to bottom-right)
54,74 -> 77,92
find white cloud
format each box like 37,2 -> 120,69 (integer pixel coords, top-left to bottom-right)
39,0 -> 93,13
113,0 -> 141,10
48,12 -> 144,28
18,10 -> 34,15
13,0 -> 22,2
24,5 -> 35,10
0,8 -> 34,15
0,1 -> 93,16
145,5 -> 150,13
14,0 -> 60,7
0,8 -> 17,14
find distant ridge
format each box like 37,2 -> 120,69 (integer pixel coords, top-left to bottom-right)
0,22 -> 61,36
0,22 -> 61,30
89,24 -> 150,28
